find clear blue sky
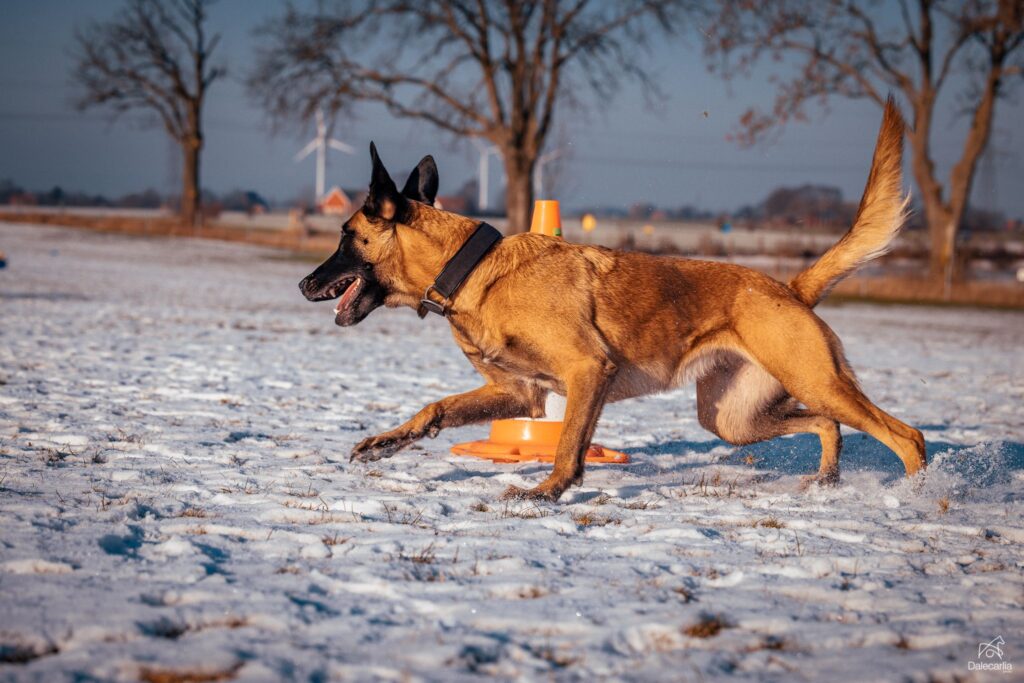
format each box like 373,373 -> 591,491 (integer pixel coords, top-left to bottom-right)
1,0 -> 1022,218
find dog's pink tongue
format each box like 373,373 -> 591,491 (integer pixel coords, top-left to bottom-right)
337,278 -> 361,312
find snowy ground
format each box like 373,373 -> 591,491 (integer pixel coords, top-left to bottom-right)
1,222 -> 1022,682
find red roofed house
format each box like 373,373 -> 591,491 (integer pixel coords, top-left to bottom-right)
320,187 -> 352,216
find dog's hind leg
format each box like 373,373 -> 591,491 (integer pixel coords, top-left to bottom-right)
807,373 -> 926,476
696,356 -> 842,483
731,303 -> 926,477
757,410 -> 843,486
351,380 -> 545,462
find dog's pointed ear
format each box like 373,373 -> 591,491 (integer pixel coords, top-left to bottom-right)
401,155 -> 439,206
366,141 -> 399,220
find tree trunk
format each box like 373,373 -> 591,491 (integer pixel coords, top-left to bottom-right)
937,60 -> 1004,284
906,108 -> 959,282
503,150 -> 535,234
923,200 -> 957,285
181,136 -> 201,228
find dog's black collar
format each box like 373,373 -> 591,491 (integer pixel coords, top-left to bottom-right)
420,222 -> 502,316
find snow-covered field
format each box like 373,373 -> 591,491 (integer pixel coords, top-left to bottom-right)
1,222 -> 1022,682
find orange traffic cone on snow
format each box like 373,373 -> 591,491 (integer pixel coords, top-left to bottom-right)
451,200 -> 629,465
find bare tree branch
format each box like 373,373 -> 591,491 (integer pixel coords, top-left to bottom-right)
698,0 -> 1024,278
247,0 -> 683,232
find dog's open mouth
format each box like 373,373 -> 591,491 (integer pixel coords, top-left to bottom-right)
328,276 -> 364,324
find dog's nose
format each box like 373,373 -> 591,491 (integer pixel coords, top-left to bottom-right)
298,276 -> 315,298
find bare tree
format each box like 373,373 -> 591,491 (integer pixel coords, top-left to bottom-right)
72,0 -> 225,227
248,0 -> 681,232
698,0 -> 1024,280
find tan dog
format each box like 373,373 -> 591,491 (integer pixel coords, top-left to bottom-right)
299,98 -> 925,501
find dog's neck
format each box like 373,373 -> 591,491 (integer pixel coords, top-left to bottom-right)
385,203 -> 483,309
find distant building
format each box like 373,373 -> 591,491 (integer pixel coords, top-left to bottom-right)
319,187 -> 352,216
246,192 -> 269,215
7,191 -> 37,206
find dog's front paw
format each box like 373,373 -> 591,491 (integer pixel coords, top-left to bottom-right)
499,483 -> 564,503
350,434 -> 407,463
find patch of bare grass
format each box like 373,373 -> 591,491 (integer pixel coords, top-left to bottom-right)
571,510 -> 620,528
138,663 -> 241,683
381,503 -> 429,527
682,613 -> 731,639
500,501 -> 550,519
321,533 -> 349,547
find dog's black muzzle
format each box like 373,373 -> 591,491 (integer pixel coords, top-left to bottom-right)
299,248 -> 386,326
299,273 -> 343,301
299,247 -> 354,301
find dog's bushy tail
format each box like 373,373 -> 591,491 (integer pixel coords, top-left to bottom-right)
789,96 -> 909,308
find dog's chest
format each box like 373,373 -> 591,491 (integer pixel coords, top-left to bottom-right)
450,319 -> 560,388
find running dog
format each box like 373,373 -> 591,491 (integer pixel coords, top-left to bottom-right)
299,97 -> 925,501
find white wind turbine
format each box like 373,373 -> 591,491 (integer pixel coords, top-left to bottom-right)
294,109 -> 354,202
471,138 -> 501,212
533,148 -> 562,198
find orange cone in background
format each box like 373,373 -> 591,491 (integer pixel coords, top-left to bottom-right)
451,200 -> 629,465
530,199 -> 563,237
